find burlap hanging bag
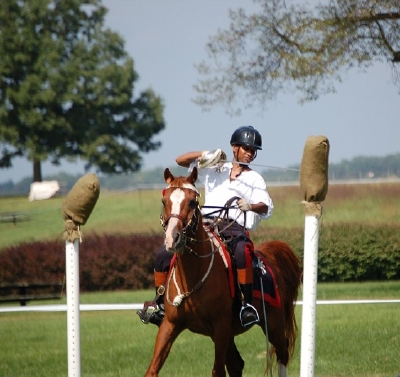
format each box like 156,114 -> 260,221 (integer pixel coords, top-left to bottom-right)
62,173 -> 100,241
300,136 -> 330,207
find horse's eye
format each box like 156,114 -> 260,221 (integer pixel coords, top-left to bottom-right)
188,199 -> 197,210
161,199 -> 166,207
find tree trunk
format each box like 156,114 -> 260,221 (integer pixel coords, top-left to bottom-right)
33,160 -> 42,182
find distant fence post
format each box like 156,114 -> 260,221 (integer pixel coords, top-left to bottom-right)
299,136 -> 329,377
62,173 -> 100,377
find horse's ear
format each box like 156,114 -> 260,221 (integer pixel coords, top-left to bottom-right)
188,167 -> 198,184
164,168 -> 174,184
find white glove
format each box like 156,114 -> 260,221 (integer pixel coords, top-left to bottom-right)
237,198 -> 252,212
198,149 -> 226,169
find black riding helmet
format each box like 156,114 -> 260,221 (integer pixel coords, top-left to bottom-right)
230,125 -> 262,150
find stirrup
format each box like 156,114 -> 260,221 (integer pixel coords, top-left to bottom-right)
137,303 -> 165,326
137,303 -> 156,324
137,286 -> 166,326
240,303 -> 260,327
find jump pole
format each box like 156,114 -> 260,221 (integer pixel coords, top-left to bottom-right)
62,173 -> 100,377
299,136 -> 329,377
66,239 -> 81,376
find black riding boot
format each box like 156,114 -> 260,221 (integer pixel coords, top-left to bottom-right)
137,286 -> 165,327
239,283 -> 259,327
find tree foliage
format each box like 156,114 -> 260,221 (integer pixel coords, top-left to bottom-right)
194,0 -> 400,113
0,0 -> 165,181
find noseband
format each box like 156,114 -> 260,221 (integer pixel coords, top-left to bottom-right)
161,210 -> 200,235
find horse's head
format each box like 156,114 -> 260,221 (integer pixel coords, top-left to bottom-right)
161,167 -> 201,253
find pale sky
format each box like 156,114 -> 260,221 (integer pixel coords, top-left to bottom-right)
1,0 -> 399,183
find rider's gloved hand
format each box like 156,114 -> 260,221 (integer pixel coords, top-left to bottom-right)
238,198 -> 252,212
198,149 -> 226,169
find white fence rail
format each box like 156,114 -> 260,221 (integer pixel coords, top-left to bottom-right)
1,299 -> 399,313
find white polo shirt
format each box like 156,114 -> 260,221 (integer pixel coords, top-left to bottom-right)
189,161 -> 273,231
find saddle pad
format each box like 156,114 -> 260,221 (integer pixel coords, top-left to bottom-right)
252,252 -> 281,308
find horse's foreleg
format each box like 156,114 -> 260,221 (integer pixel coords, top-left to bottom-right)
211,320 -> 233,377
144,322 -> 182,377
225,338 -> 244,377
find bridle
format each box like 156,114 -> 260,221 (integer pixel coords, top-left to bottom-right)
160,183 -> 221,306
160,185 -> 247,258
160,184 -> 202,249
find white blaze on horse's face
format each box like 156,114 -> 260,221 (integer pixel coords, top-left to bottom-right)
164,188 -> 185,251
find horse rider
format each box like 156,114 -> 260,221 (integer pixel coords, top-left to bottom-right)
137,125 -> 274,328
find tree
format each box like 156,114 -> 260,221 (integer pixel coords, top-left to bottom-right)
194,0 -> 400,114
0,0 -> 165,182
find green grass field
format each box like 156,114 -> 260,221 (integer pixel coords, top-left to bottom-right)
1,182 -> 400,376
1,283 -> 399,377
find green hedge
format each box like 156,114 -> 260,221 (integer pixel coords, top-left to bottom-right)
317,223 -> 400,281
0,224 -> 399,290
254,223 -> 400,282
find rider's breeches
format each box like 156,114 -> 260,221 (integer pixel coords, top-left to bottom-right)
233,239 -> 253,285
221,221 -> 254,286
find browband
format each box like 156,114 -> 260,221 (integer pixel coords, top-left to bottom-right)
166,183 -> 200,196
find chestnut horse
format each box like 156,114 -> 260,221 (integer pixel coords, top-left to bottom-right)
144,167 -> 301,377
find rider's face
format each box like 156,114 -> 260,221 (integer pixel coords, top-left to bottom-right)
233,145 -> 256,163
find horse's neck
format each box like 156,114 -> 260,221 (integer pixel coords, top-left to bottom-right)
186,224 -> 211,258
175,225 -> 214,279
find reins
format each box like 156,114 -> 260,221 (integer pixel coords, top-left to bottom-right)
202,196 -> 248,240
166,236 -> 216,306
256,257 -> 273,377
203,198 -> 273,375
161,186 -> 248,311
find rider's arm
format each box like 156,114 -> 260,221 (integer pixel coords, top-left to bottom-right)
249,202 -> 269,215
176,151 -> 203,168
238,198 -> 270,215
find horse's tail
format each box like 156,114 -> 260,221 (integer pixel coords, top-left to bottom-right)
258,240 -> 302,361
